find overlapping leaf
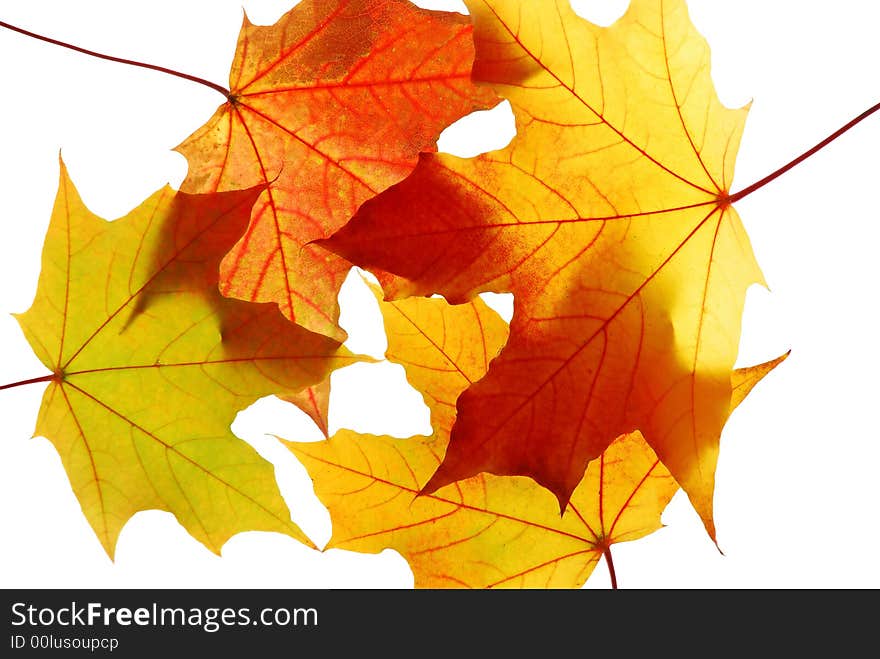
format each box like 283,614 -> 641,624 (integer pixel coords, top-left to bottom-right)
176,0 -> 499,340
293,429 -> 673,587
289,292 -> 785,587
282,380 -> 331,438
323,0 -> 763,539
15,161 -> 357,557
373,285 -> 509,435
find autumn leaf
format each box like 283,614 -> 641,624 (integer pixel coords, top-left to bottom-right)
372,283 -> 509,436
282,380 -> 331,439
13,160 -> 357,558
175,0 -> 499,340
729,354 -> 788,411
292,429 -> 671,588
323,0 -> 764,540
289,292 -> 786,587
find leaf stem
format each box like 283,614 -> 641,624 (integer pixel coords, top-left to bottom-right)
0,374 -> 56,391
603,546 -> 618,590
0,19 -> 231,99
729,100 -> 880,203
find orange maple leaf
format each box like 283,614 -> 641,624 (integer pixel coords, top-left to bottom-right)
13,160 -> 357,557
282,381 -> 332,439
175,0 -> 499,340
323,0 -> 766,540
289,291 -> 785,587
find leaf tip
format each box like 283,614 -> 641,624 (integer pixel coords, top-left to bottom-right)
702,515 -> 718,549
97,535 -> 119,563
56,151 -> 70,178
240,8 -> 254,29
417,468 -> 445,498
556,492 -> 572,517
297,534 -> 319,552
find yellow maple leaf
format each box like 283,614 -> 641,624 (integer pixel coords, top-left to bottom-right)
14,161 -> 357,557
289,292 -> 785,587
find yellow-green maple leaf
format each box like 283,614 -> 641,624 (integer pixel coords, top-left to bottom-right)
14,161 -> 357,557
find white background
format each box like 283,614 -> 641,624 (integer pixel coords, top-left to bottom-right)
1,0 -> 878,589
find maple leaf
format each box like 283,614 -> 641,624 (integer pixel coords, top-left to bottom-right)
289,292 -> 786,587
322,0 -> 764,539
282,380 -> 331,438
372,284 -> 509,435
175,0 -> 499,340
13,160 -> 357,558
